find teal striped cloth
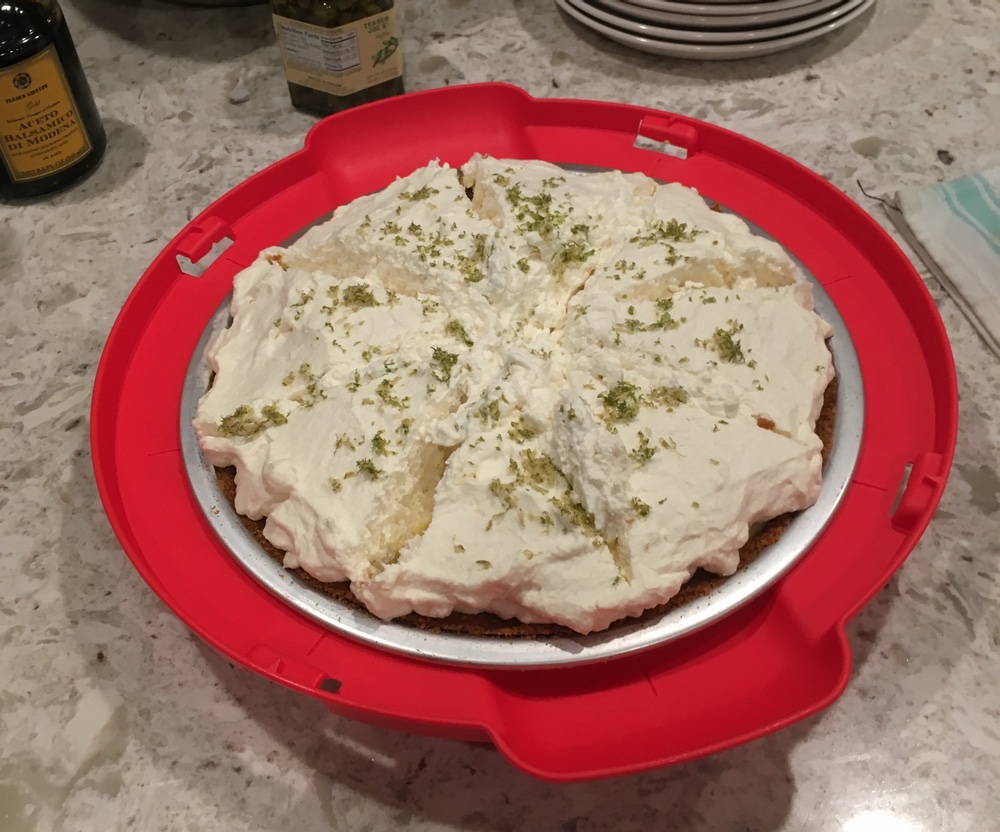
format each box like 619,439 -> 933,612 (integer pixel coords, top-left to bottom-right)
894,168 -> 1000,357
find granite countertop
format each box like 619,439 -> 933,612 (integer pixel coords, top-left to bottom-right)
3,0 -> 999,829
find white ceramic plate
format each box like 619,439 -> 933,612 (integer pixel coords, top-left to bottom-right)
570,0 -> 866,43
660,0 -> 793,4
600,0 -> 850,28
555,0 -> 875,58
622,0 -> 822,16
682,0 -> 806,3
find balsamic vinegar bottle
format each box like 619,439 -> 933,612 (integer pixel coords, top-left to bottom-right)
0,0 -> 107,199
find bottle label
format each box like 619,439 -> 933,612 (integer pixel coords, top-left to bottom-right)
273,9 -> 403,98
0,46 -> 92,183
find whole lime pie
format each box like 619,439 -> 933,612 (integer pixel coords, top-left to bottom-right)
194,155 -> 835,635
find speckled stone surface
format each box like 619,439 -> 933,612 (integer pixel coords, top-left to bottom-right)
2,0 -> 999,829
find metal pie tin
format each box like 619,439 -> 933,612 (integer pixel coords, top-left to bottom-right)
179,188 -> 863,669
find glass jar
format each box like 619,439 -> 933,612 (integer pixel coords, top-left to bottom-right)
271,0 -> 404,116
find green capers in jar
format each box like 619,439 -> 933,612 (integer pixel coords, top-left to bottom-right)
272,0 -> 394,29
272,0 -> 403,115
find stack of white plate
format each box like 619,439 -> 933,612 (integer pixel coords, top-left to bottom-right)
555,0 -> 877,59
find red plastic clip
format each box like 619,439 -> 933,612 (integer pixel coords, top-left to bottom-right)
175,216 -> 232,262
173,216 -> 235,278
635,115 -> 701,159
890,452 -> 949,532
245,643 -> 326,690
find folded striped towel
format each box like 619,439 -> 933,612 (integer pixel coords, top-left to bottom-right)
887,168 -> 1000,358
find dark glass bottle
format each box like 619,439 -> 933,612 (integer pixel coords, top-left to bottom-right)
271,0 -> 404,116
0,0 -> 107,199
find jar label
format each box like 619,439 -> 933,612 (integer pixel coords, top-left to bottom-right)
273,9 -> 403,98
0,46 -> 92,183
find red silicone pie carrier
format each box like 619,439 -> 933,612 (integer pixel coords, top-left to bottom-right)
91,84 -> 958,781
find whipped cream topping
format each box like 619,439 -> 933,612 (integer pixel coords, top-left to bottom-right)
194,156 -> 834,634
